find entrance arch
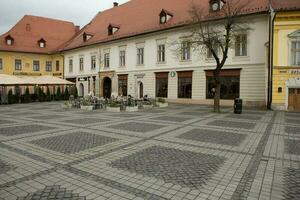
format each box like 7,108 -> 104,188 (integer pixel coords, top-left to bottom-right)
103,77 -> 112,98
79,83 -> 84,97
139,82 -> 144,98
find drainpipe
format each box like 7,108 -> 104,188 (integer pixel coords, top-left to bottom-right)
267,5 -> 276,110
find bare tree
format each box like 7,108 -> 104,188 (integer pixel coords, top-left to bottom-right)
187,0 -> 249,112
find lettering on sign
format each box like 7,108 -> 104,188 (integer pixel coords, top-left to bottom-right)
289,69 -> 300,75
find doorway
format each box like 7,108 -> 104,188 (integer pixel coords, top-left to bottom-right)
103,77 -> 112,98
79,83 -> 84,97
139,82 -> 143,98
288,88 -> 300,112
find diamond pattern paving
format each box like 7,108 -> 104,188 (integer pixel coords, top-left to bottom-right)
29,114 -> 66,120
150,116 -> 191,122
62,118 -> 109,125
0,124 -> 55,136
284,139 -> 300,155
0,119 -> 14,124
207,120 -> 256,129
110,146 -> 225,188
285,117 -> 300,124
17,185 -> 86,200
177,129 -> 246,146
31,132 -> 118,154
225,114 -> 262,121
108,122 -> 165,132
283,168 -> 300,200
285,126 -> 300,134
0,159 -> 16,174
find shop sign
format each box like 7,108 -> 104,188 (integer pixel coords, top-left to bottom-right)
170,71 -> 176,77
289,69 -> 300,75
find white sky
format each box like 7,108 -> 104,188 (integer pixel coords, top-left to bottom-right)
0,0 -> 130,34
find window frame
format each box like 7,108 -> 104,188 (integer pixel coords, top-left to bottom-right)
119,50 -> 126,67
104,53 -> 110,68
137,47 -> 144,65
91,55 -> 96,70
69,59 -> 73,73
235,34 -> 248,57
79,57 -> 84,71
15,59 -> 22,71
0,58 -> 3,70
33,60 -> 40,72
290,40 -> 300,66
45,61 -> 52,72
56,60 -> 60,71
181,41 -> 191,61
157,44 -> 166,63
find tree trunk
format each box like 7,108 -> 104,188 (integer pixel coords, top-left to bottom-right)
213,79 -> 221,113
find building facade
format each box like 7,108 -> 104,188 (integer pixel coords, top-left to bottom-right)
0,15 -> 77,79
272,11 -> 300,111
62,0 -> 270,107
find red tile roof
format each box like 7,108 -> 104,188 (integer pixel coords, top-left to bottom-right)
271,0 -> 300,11
0,15 -> 77,54
61,0 -> 271,51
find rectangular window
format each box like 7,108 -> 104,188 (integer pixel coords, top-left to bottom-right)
206,70 -> 240,99
46,61 -> 52,72
118,75 -> 128,96
235,34 -> 247,56
119,50 -> 126,67
91,55 -> 96,70
104,53 -> 110,68
69,59 -> 73,73
181,41 -> 191,61
178,71 -> 192,98
137,48 -> 144,65
157,44 -> 165,63
291,41 -> 300,66
0,58 -> 3,70
56,60 -> 60,71
156,72 -> 168,98
33,60 -> 40,71
79,57 -> 84,71
207,46 -> 219,58
15,59 -> 22,71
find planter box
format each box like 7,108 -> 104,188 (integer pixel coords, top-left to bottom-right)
143,104 -> 153,109
61,103 -> 72,109
80,105 -> 94,111
126,106 -> 139,112
157,102 -> 168,108
106,106 -> 121,112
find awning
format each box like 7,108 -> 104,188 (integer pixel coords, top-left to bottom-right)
0,74 -> 29,86
286,78 -> 300,88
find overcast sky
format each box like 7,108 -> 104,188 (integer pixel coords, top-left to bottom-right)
0,0 -> 130,35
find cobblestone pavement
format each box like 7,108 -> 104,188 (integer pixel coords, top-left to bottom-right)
0,102 -> 299,200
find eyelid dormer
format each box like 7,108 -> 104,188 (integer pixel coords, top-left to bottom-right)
108,24 -> 120,36
159,9 -> 173,24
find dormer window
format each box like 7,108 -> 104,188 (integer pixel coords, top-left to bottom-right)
210,0 -> 225,12
38,38 -> 46,48
108,24 -> 120,36
159,9 -> 173,24
83,32 -> 93,42
5,35 -> 14,46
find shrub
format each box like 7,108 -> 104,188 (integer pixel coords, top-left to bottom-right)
73,86 -> 78,99
46,87 -> 51,101
37,87 -> 45,102
23,87 -> 31,103
64,87 -> 70,100
157,97 -> 166,103
8,89 -> 14,104
55,87 -> 62,101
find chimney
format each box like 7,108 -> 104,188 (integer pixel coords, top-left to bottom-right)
113,2 -> 119,7
75,25 -> 80,33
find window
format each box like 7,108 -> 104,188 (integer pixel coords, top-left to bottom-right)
207,46 -> 219,58
206,70 -> 240,99
56,60 -> 60,71
181,41 -> 190,61
210,0 -> 224,12
83,33 -> 93,42
104,53 -> 110,68
0,58 -> 3,70
5,35 -> 13,46
159,9 -> 173,24
118,75 -> 128,96
79,57 -> 84,71
119,50 -> 126,67
156,73 -> 168,98
157,44 -> 166,63
15,59 -> 22,71
91,55 -> 96,70
137,48 -> 144,65
178,71 -> 192,98
235,34 -> 247,56
108,24 -> 119,36
39,42 -> 45,48
46,61 -> 52,72
291,41 -> 300,66
33,60 -> 40,71
69,59 -> 73,73
7,39 -> 12,45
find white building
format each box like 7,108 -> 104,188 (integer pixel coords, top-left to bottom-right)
62,0 -> 271,107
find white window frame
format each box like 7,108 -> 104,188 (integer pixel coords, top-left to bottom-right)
91,55 -> 96,70
235,34 -> 248,57
6,39 -> 12,45
157,44 -> 166,63
290,40 -> 300,66
181,41 -> 191,61
119,50 -> 126,67
137,48 -> 144,65
69,58 -> 73,73
79,57 -> 84,71
104,53 -> 110,68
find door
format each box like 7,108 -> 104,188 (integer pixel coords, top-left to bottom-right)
288,88 -> 300,112
79,83 -> 84,97
103,77 -> 112,99
139,82 -> 143,98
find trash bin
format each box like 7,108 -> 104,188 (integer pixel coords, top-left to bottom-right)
234,98 -> 242,114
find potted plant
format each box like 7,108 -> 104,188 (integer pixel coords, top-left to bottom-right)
126,98 -> 138,112
80,97 -> 94,111
61,101 -> 71,109
142,100 -> 154,109
156,97 -> 168,108
106,101 -> 121,112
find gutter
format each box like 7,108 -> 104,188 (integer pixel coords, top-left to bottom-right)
267,5 -> 276,110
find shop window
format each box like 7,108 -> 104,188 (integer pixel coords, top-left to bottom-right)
118,75 -> 128,96
178,71 -> 192,98
206,77 -> 240,99
156,72 -> 168,98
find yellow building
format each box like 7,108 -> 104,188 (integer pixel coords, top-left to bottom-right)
272,11 -> 300,111
0,15 -> 78,79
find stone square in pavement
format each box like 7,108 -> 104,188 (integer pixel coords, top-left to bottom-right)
0,102 -> 300,200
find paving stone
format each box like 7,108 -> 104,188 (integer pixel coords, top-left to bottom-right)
0,124 -> 55,136
150,116 -> 191,122
225,114 -> 262,121
285,126 -> 300,134
17,185 -> 86,200
207,120 -> 256,130
107,122 -> 165,132
31,132 -> 118,154
178,111 -> 207,116
0,119 -> 14,124
285,117 -> 300,124
0,159 -> 16,174
284,139 -> 300,155
110,146 -> 225,188
177,129 -> 246,146
283,168 -> 300,199
62,118 -> 110,125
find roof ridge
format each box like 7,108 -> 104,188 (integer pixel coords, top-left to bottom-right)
23,14 -> 75,25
